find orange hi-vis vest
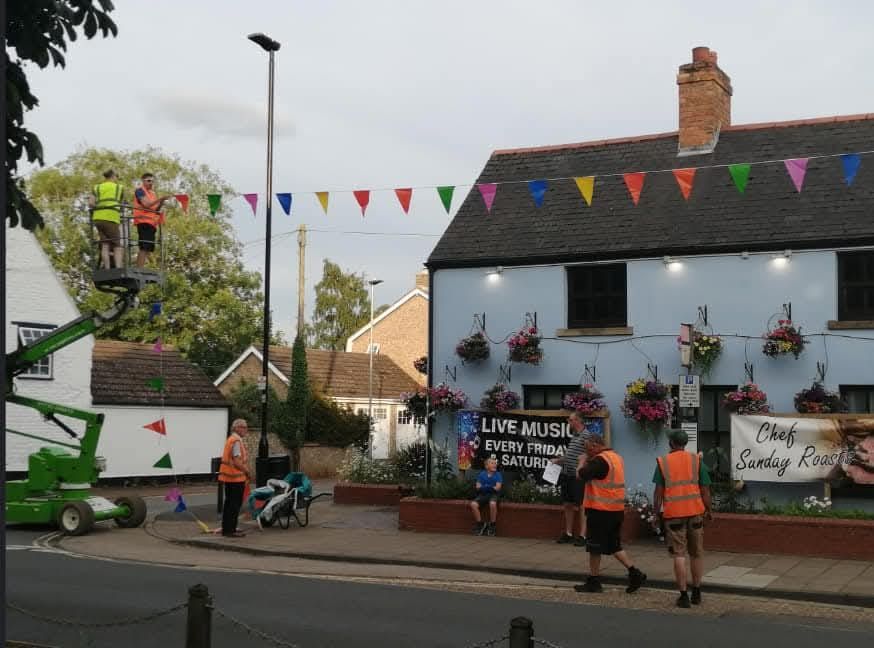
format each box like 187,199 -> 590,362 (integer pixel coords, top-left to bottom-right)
218,433 -> 248,483
657,450 -> 706,519
584,449 -> 626,511
133,186 -> 163,226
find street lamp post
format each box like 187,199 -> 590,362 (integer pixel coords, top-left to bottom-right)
367,279 -> 383,460
248,32 -> 281,486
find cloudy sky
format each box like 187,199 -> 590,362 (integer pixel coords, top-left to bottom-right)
23,0 -> 874,341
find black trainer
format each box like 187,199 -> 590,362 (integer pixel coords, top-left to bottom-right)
556,533 -> 574,544
676,592 -> 691,608
472,522 -> 484,535
486,522 -> 496,537
691,586 -> 702,605
574,576 -> 603,593
626,566 -> 647,593
574,535 -> 587,547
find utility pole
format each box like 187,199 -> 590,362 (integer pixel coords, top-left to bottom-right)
297,224 -> 306,339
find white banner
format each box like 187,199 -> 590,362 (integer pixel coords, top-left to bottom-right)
731,414 -> 874,484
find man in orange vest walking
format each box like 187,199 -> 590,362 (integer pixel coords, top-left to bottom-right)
218,418 -> 253,537
574,433 -> 647,594
653,428 -> 713,608
132,172 -> 172,268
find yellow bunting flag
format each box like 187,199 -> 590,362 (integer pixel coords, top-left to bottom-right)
315,191 -> 329,215
574,177 -> 595,207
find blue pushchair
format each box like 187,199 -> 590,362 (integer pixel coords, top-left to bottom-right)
247,472 -> 332,530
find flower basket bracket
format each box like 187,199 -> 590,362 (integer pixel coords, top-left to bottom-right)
744,362 -> 755,383
498,363 -> 512,384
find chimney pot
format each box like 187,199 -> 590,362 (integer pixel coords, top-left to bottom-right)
692,46 -> 711,63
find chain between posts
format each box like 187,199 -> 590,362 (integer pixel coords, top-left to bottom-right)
215,607 -> 302,648
6,601 -> 187,628
533,638 -> 566,648
464,635 -> 510,648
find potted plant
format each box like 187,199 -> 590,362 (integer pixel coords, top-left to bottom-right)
428,382 -> 468,413
794,381 -> 848,414
455,332 -> 490,363
722,383 -> 770,414
562,384 -> 607,416
480,383 -> 520,412
762,319 -> 806,359
691,330 -> 723,376
413,355 -> 428,375
507,326 -> 543,365
620,378 -> 674,441
400,387 -> 429,419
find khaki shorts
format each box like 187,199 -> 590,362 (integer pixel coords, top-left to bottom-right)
94,219 -> 121,246
665,515 -> 704,557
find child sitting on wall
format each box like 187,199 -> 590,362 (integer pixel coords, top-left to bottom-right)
470,455 -> 503,536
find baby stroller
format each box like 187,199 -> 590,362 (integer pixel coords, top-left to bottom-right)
247,472 -> 331,530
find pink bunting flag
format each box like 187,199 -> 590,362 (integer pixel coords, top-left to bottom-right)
153,338 -> 163,354
243,193 -> 258,216
353,190 -> 370,217
477,183 -> 498,213
784,158 -> 809,192
164,487 -> 182,502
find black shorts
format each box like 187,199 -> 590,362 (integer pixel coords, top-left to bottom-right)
473,493 -> 499,506
585,508 -> 624,555
559,474 -> 584,506
137,223 -> 156,252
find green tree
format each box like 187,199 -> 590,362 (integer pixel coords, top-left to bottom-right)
228,379 -> 290,433
286,335 -> 309,468
6,0 -> 118,230
29,146 -> 276,377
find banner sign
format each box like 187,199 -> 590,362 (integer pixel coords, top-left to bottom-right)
456,410 -> 606,473
731,414 -> 874,484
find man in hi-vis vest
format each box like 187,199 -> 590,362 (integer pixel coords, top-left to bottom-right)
653,428 -> 712,608
132,172 -> 172,268
218,418 -> 253,537
87,169 -> 124,269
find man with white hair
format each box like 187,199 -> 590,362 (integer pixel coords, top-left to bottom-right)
218,418 -> 252,537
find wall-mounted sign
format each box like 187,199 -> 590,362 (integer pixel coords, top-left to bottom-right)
681,421 -> 699,452
678,374 -> 700,408
679,323 -> 693,368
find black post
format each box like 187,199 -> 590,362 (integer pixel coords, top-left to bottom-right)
186,584 -> 212,648
508,617 -> 533,648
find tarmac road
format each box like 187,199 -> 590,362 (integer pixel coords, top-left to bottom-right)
6,527 -> 874,648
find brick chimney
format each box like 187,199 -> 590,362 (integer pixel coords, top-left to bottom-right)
677,46 -> 733,153
415,269 -> 429,292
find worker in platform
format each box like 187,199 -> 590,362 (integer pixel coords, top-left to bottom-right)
132,172 -> 172,268
88,169 -> 124,269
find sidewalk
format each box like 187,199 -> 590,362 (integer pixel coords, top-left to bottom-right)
145,498 -> 874,607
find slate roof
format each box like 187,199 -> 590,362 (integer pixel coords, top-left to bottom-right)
261,346 -> 420,400
427,115 -> 874,268
92,340 -> 229,407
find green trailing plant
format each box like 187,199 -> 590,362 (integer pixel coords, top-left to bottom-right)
395,441 -> 427,483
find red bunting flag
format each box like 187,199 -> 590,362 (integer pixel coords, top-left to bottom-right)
673,168 -> 696,200
353,190 -> 370,217
174,194 -> 189,213
143,418 -> 167,435
623,173 -> 646,206
394,188 -> 413,214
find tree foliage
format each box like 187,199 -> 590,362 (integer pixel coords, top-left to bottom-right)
6,0 -> 119,230
286,335 -> 309,453
228,380 -> 290,433
28,146 -> 276,376
306,393 -> 370,448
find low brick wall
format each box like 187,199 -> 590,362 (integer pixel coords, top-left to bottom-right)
300,443 -> 349,478
334,482 -> 414,506
706,513 -> 874,560
399,497 -> 644,543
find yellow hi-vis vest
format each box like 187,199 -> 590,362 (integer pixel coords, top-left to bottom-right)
92,181 -> 123,223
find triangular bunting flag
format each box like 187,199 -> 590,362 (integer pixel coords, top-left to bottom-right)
623,172 -> 646,206
164,487 -> 182,502
841,154 -> 861,186
174,194 -> 189,213
673,168 -> 696,201
394,188 -> 413,214
243,193 -> 258,216
174,496 -> 187,513
436,186 -> 455,214
276,193 -> 292,215
477,183 -> 498,213
144,418 -> 167,435
207,194 -> 222,216
149,302 -> 162,322
315,192 -> 329,214
784,158 -> 809,192
353,190 -> 370,217
153,338 -> 163,354
153,453 -> 173,469
146,377 -> 165,392
574,177 -> 595,207
528,180 -> 548,208
728,164 -> 751,194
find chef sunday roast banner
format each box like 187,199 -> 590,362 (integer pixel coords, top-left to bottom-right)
731,414 -> 874,485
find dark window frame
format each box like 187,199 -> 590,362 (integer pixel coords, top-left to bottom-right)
523,384 -> 580,410
838,251 -> 874,321
566,263 -> 627,328
839,385 -> 874,414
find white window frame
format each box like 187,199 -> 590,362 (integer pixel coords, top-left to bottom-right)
398,409 -> 412,425
366,343 -> 380,355
373,407 -> 387,420
17,323 -> 56,380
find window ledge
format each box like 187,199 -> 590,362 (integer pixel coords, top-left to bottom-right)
556,326 -> 634,337
827,320 -> 874,330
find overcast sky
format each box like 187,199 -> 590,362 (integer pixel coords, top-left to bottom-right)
23,0 -> 874,342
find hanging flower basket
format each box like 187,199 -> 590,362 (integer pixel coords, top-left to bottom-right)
620,378 -> 674,441
428,382 -> 468,413
455,332 -> 490,363
689,330 -> 723,376
762,319 -> 806,359
480,383 -> 520,413
562,384 -> 608,416
400,388 -> 429,419
413,356 -> 428,375
722,383 -> 770,415
507,326 -> 543,365
794,381 -> 848,414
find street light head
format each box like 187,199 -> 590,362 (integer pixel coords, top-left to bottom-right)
248,32 -> 281,52
368,279 -> 384,286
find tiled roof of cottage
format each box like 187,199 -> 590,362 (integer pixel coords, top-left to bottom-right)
427,115 -> 874,268
92,340 -> 229,407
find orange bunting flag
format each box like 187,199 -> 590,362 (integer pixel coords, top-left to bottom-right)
315,192 -> 329,214
353,190 -> 370,217
144,418 -> 167,435
174,194 -> 189,213
623,172 -> 646,206
673,168 -> 696,200
394,188 -> 413,214
574,177 -> 595,207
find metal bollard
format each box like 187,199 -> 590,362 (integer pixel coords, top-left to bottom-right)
508,616 -> 533,648
186,584 -> 213,648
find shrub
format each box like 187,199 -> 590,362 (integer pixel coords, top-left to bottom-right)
395,440 -> 427,483
337,447 -> 398,484
504,476 -> 561,505
306,391 -> 370,448
414,478 -> 474,500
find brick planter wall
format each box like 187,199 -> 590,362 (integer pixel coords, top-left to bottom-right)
399,497 -> 644,543
333,482 -> 414,506
706,513 -> 874,560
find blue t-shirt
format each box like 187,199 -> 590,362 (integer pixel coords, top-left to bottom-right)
476,470 -> 503,494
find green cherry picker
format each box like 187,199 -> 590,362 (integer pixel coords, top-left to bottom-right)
6,265 -> 162,535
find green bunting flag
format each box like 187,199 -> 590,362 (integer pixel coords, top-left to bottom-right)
729,164 -> 751,194
437,186 -> 455,214
146,377 -> 165,392
153,453 -> 173,469
207,194 -> 222,215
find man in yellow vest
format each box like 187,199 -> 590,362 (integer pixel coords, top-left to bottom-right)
132,172 -> 172,268
87,169 -> 124,269
574,434 -> 647,594
218,418 -> 253,537
653,428 -> 712,608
